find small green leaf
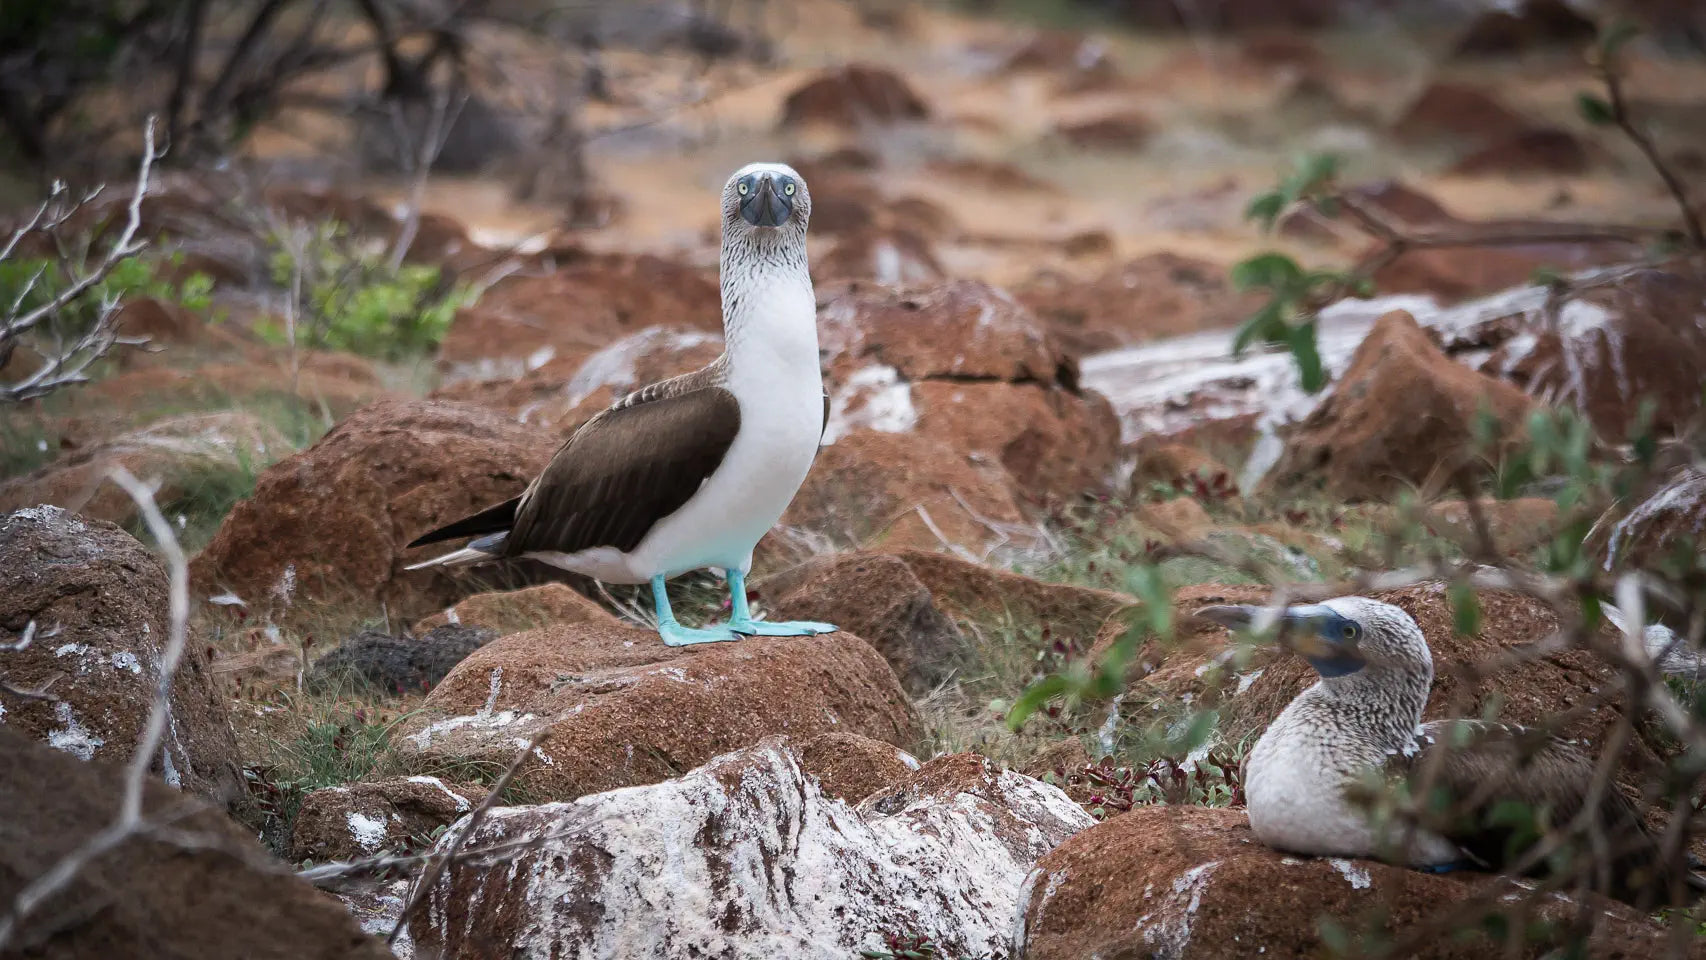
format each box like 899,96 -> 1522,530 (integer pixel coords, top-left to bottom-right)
1230,252 -> 1305,293
1576,92 -> 1615,126
1448,582 -> 1481,637
1006,674 -> 1071,731
1287,321 -> 1327,393
1244,191 -> 1285,230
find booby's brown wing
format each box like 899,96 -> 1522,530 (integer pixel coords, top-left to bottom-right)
1404,719 -> 1682,906
502,385 -> 741,557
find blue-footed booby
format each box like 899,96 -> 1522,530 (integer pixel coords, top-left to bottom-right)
407,162 -> 837,647
1197,597 -> 1701,908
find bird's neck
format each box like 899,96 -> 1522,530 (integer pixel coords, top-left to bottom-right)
1303,663 -> 1434,753
719,244 -> 820,384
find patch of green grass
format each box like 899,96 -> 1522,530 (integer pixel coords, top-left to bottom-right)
0,416 -> 58,478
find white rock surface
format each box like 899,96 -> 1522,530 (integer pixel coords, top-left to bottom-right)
408,740 -> 1093,959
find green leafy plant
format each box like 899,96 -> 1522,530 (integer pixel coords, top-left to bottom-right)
264,221 -> 470,360
0,251 -> 213,340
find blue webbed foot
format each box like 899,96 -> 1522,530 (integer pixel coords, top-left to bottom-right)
658,620 -> 741,647
730,619 -> 838,637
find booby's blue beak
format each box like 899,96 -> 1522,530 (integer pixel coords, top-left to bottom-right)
1195,603 -> 1365,678
738,173 -> 792,227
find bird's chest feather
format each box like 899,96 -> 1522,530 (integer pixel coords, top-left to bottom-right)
1246,699 -> 1399,857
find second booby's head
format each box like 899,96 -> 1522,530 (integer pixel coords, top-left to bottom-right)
1196,596 -> 1432,679
722,162 -> 811,236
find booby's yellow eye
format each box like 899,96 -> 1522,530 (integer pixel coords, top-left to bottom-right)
783,181 -> 796,196
738,182 -> 749,195
1342,624 -> 1358,641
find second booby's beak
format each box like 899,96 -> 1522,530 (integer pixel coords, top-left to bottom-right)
739,174 -> 792,227
1196,603 -> 1364,676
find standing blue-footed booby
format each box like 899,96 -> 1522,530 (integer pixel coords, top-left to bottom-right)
1197,597 -> 1702,908
407,162 -> 837,647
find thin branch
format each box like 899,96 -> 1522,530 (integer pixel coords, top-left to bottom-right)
386,728 -> 545,944
1598,48 -> 1703,247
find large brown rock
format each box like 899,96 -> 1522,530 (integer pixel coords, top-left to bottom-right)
814,227 -> 945,286
0,726 -> 391,959
436,253 -> 720,385
0,413 -> 289,527
289,775 -> 482,863
191,399 -> 556,618
1268,310 -> 1532,501
1473,263 -> 1706,442
1015,252 -> 1260,354
432,325 -> 723,430
817,280 -> 1120,502
1451,0 -> 1596,57
779,64 -> 930,128
394,618 -> 920,800
1597,467 -> 1706,573
760,551 -> 968,692
1449,127 -> 1594,176
409,740 -> 1090,959
896,548 -> 1133,647
0,506 -> 242,805
776,428 -> 1034,563
1391,81 -> 1532,145
1018,806 -> 1691,959
414,581 -> 616,635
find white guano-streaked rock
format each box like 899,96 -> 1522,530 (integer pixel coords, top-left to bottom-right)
408,739 -> 1093,959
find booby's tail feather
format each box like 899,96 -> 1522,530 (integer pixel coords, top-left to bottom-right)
404,532 -> 508,570
407,497 -> 521,548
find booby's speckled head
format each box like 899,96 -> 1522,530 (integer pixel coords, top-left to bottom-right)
722,162 -> 810,236
1195,596 -> 1431,679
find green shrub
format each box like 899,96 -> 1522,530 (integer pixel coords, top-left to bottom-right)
263,222 -> 470,360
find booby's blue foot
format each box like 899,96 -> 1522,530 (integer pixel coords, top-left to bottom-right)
730,618 -> 838,637
724,570 -> 838,637
1416,860 -> 1475,875
651,575 -> 739,647
658,621 -> 741,647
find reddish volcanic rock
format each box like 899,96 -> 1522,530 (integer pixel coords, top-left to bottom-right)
1018,806 -> 1687,960
1475,263 -> 1706,441
818,279 -> 1070,385
779,64 -> 930,128
191,399 -> 556,618
394,619 -> 919,800
794,731 -> 921,803
0,727 -> 392,960
761,551 -> 967,692
0,506 -> 244,806
1053,110 -> 1152,149
1015,252 -> 1260,353
414,582 -> 619,636
1449,127 -> 1594,176
909,379 -> 1120,502
1451,0 -> 1597,57
289,775 -> 482,862
1268,310 -> 1532,501
814,227 -> 945,286
1391,81 -> 1532,145
437,253 -> 720,384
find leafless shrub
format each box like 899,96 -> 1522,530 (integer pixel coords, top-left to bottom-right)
0,117 -> 164,403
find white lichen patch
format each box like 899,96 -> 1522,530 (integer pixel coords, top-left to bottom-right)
562,327 -> 720,409
1327,858 -> 1372,890
823,364 -> 918,444
347,811 -> 390,851
408,775 -> 473,813
406,709 -> 538,749
47,701 -> 105,760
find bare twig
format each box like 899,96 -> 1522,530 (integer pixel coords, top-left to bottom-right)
1596,44 -> 1704,247
386,728 -> 545,944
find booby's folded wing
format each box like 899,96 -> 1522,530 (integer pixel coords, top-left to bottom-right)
1406,719 -> 1683,906
503,386 -> 742,557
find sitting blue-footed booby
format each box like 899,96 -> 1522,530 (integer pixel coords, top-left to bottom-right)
1197,597 -> 1702,908
407,162 -> 837,647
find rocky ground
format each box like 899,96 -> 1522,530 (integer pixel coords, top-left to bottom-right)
4,0 -> 1706,957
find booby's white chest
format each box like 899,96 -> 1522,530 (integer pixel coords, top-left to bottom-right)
625,286 -> 824,579
1247,696 -> 1460,866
